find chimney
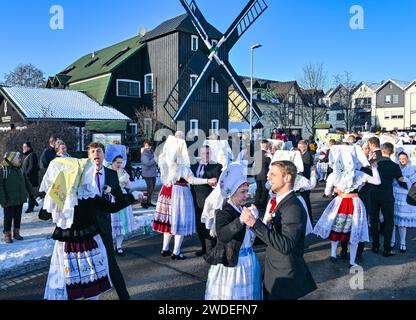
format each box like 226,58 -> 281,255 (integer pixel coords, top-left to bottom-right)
92,50 -> 96,58
139,26 -> 147,37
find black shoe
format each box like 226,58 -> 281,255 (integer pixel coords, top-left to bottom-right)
195,249 -> 207,257
400,244 -> 407,253
161,250 -> 172,257
349,263 -> 360,269
330,256 -> 337,263
25,208 -> 34,213
171,253 -> 187,260
382,251 -> 395,257
371,246 -> 379,254
116,248 -> 125,256
142,204 -> 149,209
148,203 -> 156,207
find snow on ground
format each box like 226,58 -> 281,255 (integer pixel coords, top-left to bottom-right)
0,177 -> 158,277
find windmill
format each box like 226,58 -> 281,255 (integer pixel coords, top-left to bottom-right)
162,0 -> 268,132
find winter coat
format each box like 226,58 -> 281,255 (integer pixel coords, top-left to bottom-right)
0,166 -> 28,208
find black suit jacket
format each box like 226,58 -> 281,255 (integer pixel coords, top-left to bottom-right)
255,150 -> 271,181
204,203 -> 246,267
252,191 -> 317,300
301,151 -> 314,179
407,183 -> 416,206
191,163 -> 222,209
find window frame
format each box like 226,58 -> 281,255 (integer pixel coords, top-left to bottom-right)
211,119 -> 219,135
385,95 -> 392,104
144,73 -> 154,94
190,119 -> 199,136
393,94 -> 399,105
211,77 -> 219,94
191,35 -> 199,52
116,79 -> 141,98
190,74 -> 198,88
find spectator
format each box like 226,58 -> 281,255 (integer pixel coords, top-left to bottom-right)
40,136 -> 57,170
308,136 -> 317,155
0,152 -> 30,243
55,140 -> 70,157
289,130 -> 302,148
274,128 -> 289,142
141,140 -> 158,209
347,135 -> 356,145
22,142 -> 39,213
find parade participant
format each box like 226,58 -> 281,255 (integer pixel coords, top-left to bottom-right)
391,151 -> 416,253
0,152 -> 29,243
254,140 -> 271,212
191,145 -> 222,256
40,143 -> 145,300
241,160 -> 317,300
109,155 -> 136,256
369,142 -> 407,257
153,133 -> 217,260
368,137 -> 382,163
313,145 -> 381,267
264,150 -> 315,235
204,162 -> 262,300
298,140 -> 314,219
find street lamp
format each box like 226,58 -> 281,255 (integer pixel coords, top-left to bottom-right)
250,44 -> 262,141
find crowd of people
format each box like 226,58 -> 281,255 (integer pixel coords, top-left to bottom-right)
2,127 -> 416,301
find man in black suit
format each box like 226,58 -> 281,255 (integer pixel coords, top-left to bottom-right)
241,160 -> 317,300
191,146 -> 222,256
87,142 -> 145,300
368,142 -> 407,257
254,140 -> 271,213
298,140 -> 314,221
368,137 -> 383,164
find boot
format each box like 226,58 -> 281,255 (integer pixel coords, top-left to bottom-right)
13,229 -> 24,241
3,231 -> 13,243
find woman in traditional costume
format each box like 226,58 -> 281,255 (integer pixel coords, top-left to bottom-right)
109,155 -> 136,256
153,133 -> 216,260
391,150 -> 416,253
204,162 -> 262,300
313,145 -> 381,267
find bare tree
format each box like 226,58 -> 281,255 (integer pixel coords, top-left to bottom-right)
4,63 -> 46,88
257,87 -> 287,129
298,63 -> 328,134
134,107 -> 162,141
333,71 -> 356,131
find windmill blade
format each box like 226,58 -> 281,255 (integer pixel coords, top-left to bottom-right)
173,57 -> 218,121
179,0 -> 214,50
223,0 -> 268,51
218,57 -> 263,120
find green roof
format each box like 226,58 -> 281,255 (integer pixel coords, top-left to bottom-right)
68,74 -> 112,104
85,120 -> 128,131
60,35 -> 145,84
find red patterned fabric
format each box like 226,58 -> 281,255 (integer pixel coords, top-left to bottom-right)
153,185 -> 173,234
329,197 -> 355,242
269,197 -> 277,213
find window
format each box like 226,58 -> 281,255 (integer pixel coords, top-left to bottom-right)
384,111 -> 390,120
211,39 -> 218,48
385,95 -> 392,104
393,95 -> 399,104
190,74 -> 198,88
326,114 -> 329,121
211,77 -> 219,94
144,73 -> 153,94
211,119 -> 219,135
190,119 -> 199,136
389,84 -> 393,89
288,95 -> 295,104
191,35 -> 199,52
144,119 -> 152,138
336,113 -> 345,121
129,123 -> 138,135
391,112 -> 404,119
117,79 -> 140,97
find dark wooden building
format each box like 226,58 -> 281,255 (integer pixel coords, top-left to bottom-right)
47,13 -> 230,137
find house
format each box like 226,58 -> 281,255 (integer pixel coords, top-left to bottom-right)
375,79 -> 411,131
229,77 -> 315,138
47,13 -> 259,138
323,85 -> 351,132
0,85 -> 131,150
404,80 -> 416,129
350,81 -> 381,130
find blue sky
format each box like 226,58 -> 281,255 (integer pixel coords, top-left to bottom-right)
1,0 -> 415,90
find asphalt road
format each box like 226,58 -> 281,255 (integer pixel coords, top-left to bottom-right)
1,183 -> 416,300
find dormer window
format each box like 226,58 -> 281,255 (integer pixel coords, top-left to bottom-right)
191,35 -> 199,52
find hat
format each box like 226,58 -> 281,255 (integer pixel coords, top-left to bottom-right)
219,162 -> 247,198
105,144 -> 127,165
271,150 -> 304,173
